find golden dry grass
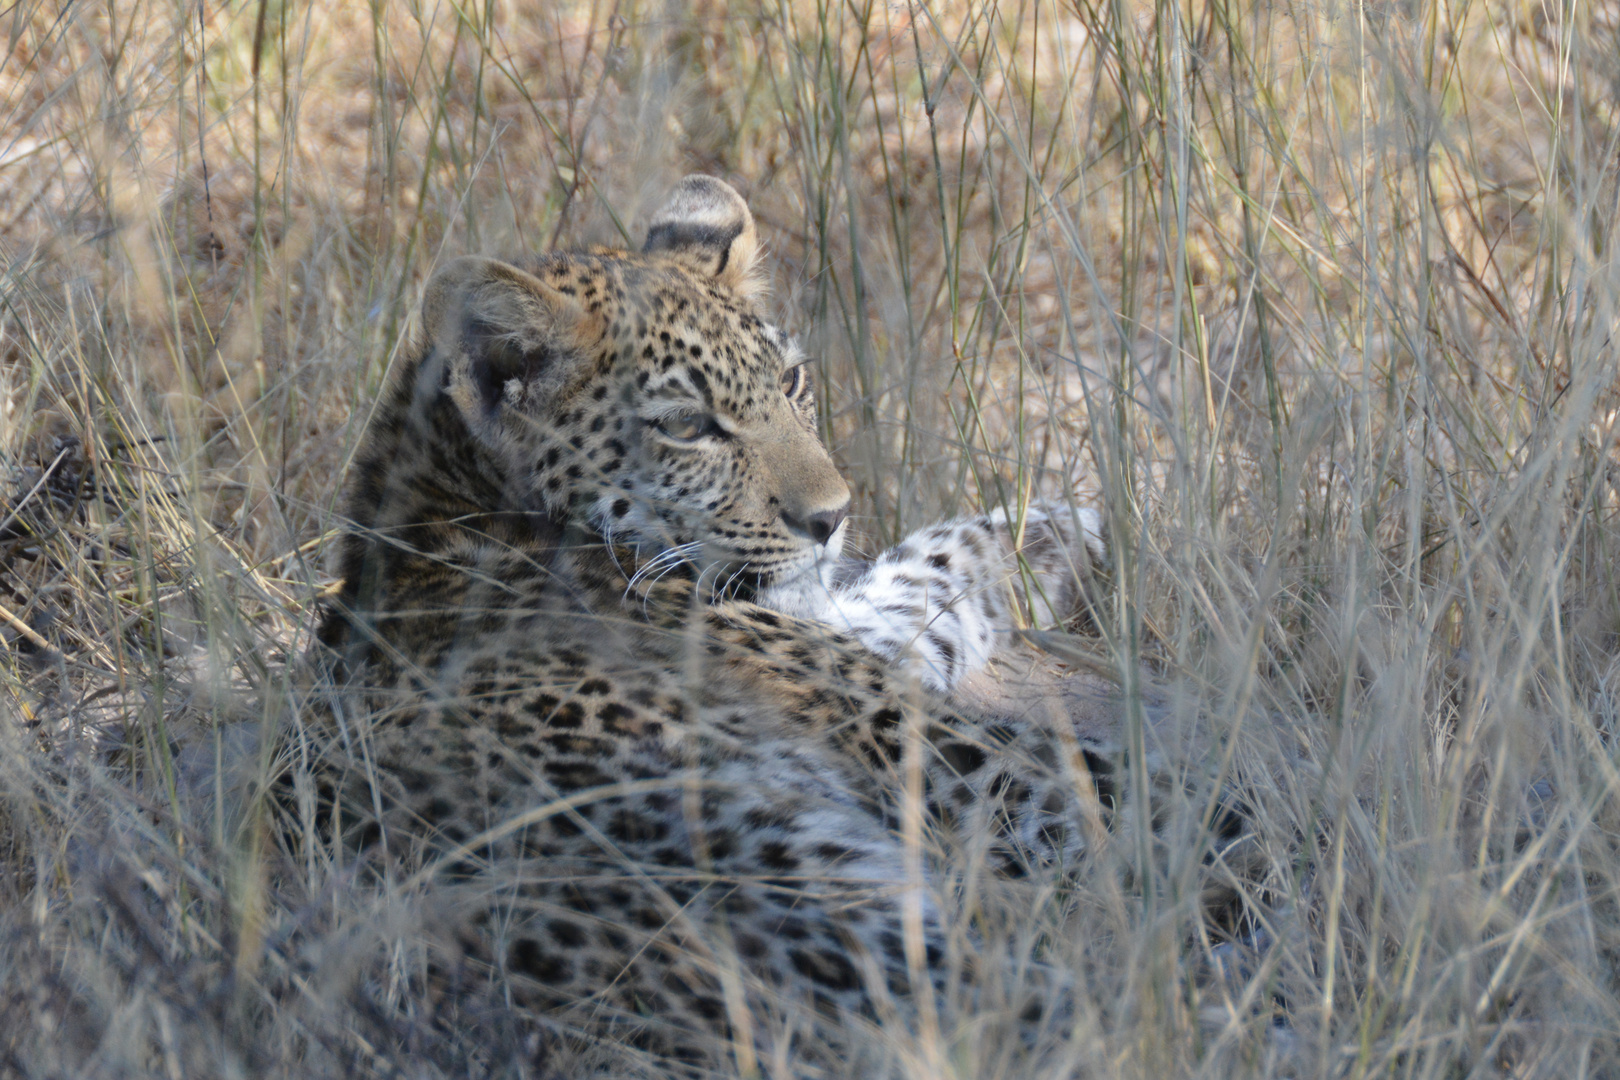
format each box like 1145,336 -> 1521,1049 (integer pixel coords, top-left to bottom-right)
2,0 -> 1619,1075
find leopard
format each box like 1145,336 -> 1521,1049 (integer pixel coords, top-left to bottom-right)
292,175 -> 1120,1075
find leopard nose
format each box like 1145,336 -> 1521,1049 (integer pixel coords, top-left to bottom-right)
781,501 -> 849,545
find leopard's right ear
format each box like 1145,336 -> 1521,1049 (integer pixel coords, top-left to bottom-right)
421,256 -> 596,424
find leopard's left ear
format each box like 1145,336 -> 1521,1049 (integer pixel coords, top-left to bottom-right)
422,256 -> 596,427
642,175 -> 762,296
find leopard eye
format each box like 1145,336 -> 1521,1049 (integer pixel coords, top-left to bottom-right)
780,364 -> 806,399
656,412 -> 707,442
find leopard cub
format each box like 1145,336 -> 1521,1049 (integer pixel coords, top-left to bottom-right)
297,175 -> 1116,1074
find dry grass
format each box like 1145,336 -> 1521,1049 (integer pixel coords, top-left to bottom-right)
2,0 -> 1619,1075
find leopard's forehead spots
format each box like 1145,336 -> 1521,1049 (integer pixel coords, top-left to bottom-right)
532,252 -> 790,423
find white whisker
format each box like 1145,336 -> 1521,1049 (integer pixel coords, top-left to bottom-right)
627,542 -> 701,591
632,542 -> 706,617
719,561 -> 752,603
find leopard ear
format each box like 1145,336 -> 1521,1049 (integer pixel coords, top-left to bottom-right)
642,175 -> 761,295
422,256 -> 592,423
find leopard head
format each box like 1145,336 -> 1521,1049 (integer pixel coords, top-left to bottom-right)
417,176 -> 850,606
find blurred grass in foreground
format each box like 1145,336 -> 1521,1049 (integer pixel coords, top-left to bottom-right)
1,0 -> 1618,1075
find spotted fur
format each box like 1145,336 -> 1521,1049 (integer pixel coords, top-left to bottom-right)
773,503 -> 1108,693
295,176 -> 1115,1074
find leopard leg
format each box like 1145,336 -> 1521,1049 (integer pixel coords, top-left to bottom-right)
812,501 -> 1107,692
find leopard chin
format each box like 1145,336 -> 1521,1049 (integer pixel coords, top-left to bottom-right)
750,532 -> 847,618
